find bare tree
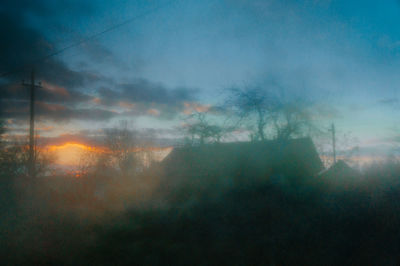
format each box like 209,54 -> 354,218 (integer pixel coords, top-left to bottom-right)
183,112 -> 224,145
76,148 -> 98,178
272,99 -> 315,141
0,120 -> 4,140
0,120 -> 10,176
0,134 -> 55,178
225,86 -> 277,141
104,120 -> 137,177
75,120 -> 140,180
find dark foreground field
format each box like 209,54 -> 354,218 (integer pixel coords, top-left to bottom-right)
1,163 -> 400,265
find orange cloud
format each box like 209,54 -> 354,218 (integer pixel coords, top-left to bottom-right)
38,102 -> 66,112
147,108 -> 160,116
91,97 -> 101,104
36,125 -> 54,132
119,101 -> 135,109
183,102 -> 211,115
41,80 -> 70,97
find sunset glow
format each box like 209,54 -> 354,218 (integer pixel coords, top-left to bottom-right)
48,142 -> 95,166
48,142 -> 173,167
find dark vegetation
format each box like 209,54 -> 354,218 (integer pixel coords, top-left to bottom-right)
2,138 -> 400,265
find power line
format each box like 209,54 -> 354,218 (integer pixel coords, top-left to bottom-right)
0,0 -> 175,78
329,123 -> 336,165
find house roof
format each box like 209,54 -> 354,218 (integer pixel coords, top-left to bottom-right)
319,160 -> 361,179
161,137 -> 323,182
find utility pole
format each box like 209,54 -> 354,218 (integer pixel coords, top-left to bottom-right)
330,123 -> 336,165
22,69 -> 41,178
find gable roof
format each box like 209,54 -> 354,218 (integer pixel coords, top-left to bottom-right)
319,160 -> 361,179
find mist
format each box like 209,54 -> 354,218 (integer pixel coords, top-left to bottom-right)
2,0 -> 400,265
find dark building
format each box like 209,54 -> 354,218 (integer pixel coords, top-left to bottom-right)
159,137 -> 324,201
318,160 -> 362,189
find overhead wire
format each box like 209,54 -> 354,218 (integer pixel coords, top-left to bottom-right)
0,0 -> 176,78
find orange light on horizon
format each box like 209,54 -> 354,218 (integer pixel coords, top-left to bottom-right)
48,142 -> 96,152
47,142 -> 173,167
48,142 -> 98,166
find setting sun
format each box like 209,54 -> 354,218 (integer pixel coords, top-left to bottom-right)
48,142 -> 94,166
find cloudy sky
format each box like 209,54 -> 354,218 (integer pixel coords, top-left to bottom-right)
1,0 -> 400,152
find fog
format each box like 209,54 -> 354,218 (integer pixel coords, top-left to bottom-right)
2,0 -> 400,265
2,133 -> 400,264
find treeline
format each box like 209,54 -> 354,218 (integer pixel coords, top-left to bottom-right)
2,137 -> 400,265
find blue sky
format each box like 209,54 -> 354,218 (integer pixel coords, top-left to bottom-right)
1,0 -> 400,152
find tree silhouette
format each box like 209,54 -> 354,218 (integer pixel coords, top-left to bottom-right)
0,120 -> 7,177
104,120 -> 137,177
225,86 -> 278,141
272,99 -> 315,141
0,120 -> 4,139
183,112 -> 224,145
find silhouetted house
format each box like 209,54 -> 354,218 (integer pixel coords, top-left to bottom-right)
318,160 -> 362,189
159,138 -> 323,199
319,160 -> 360,179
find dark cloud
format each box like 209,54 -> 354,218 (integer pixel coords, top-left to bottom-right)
0,5 -> 115,123
378,98 -> 399,107
0,13 -> 48,77
0,100 -> 118,122
0,0 -> 51,16
0,0 -> 95,18
37,127 -> 181,147
0,77 -> 198,122
0,12 -> 109,88
0,82 -> 91,105
0,0 -> 196,124
94,79 -> 198,119
98,79 -> 196,105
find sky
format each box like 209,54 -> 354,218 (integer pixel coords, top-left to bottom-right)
1,0 -> 400,160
